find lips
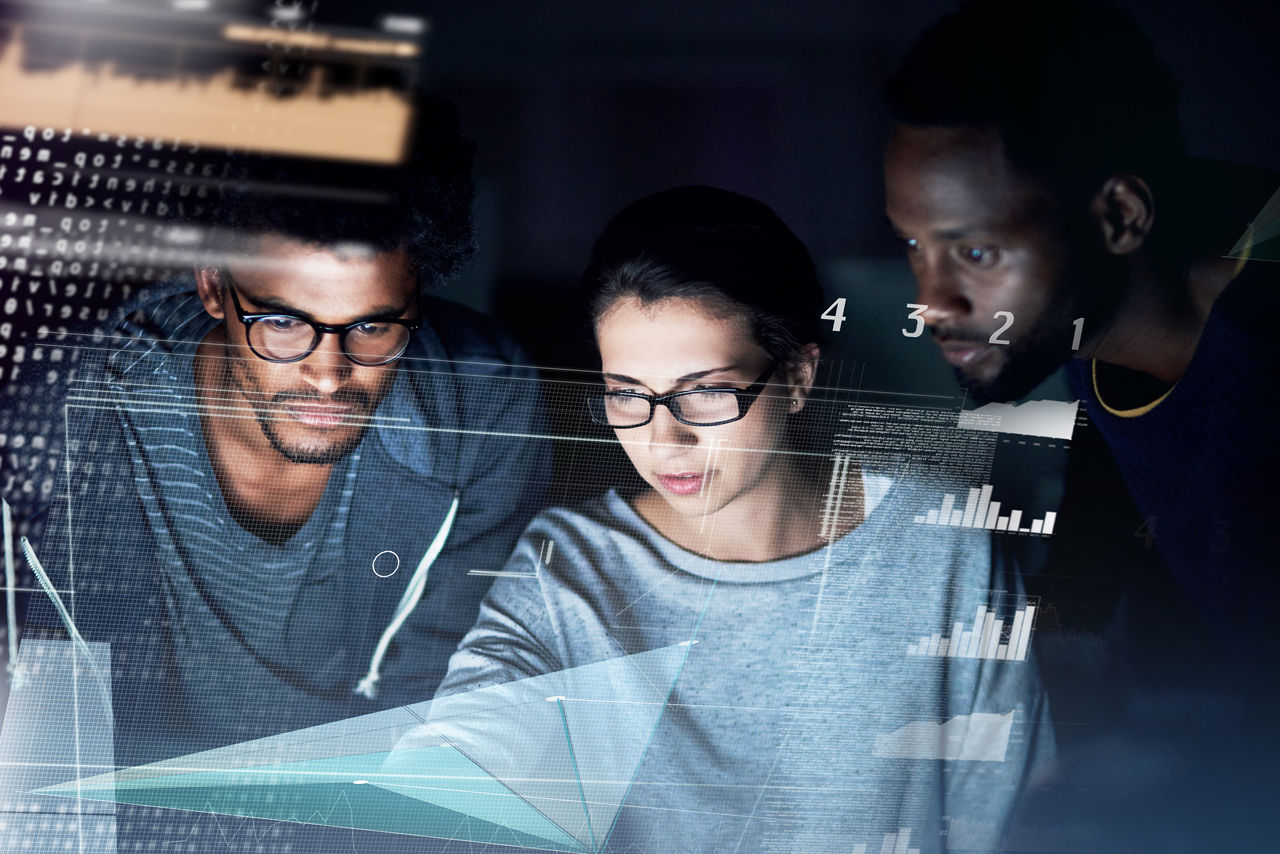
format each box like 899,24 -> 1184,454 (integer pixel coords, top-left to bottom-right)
935,339 -> 994,369
286,404 -> 355,428
656,472 -> 706,496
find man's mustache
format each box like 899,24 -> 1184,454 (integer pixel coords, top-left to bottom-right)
266,388 -> 375,412
928,324 -> 990,345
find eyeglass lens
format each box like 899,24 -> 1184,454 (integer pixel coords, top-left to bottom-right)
597,389 -> 743,427
248,317 -> 412,366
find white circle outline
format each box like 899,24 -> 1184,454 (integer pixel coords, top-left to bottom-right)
372,550 -> 401,578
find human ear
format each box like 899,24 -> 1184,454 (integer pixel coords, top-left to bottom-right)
785,342 -> 821,413
1089,175 -> 1155,255
194,268 -> 227,320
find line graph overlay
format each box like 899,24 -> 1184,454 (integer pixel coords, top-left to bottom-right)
33,642 -> 692,853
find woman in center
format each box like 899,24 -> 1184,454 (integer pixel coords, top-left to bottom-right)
433,186 -> 1052,853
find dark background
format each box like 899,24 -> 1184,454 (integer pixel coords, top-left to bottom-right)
8,0 -> 1278,390
319,0 -> 1280,391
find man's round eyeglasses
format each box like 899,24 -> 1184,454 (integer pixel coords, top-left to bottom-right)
223,274 -> 421,367
587,363 -> 779,428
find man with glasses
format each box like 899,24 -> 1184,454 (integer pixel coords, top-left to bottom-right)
5,98 -> 548,776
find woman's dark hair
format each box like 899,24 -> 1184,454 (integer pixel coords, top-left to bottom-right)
583,186 -> 824,368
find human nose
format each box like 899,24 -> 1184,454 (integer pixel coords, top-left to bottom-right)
299,331 -> 353,394
911,250 -> 972,327
646,402 -> 699,460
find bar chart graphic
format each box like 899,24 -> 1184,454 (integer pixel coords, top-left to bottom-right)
853,827 -> 922,854
905,597 -> 1038,661
872,711 -> 1014,762
913,484 -> 1057,536
956,399 -> 1079,440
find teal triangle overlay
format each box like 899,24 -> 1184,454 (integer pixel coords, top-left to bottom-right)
556,643 -> 697,845
1244,233 -> 1280,262
38,746 -> 583,851
34,642 -> 693,853
1229,183 -> 1280,259
43,779 -> 585,851
387,641 -> 692,850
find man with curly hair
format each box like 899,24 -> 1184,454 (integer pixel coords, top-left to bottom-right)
9,96 -> 548,766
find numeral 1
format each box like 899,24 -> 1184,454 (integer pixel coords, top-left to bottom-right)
1134,516 -> 1157,549
1071,317 -> 1085,351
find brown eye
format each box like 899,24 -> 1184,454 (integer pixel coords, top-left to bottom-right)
264,316 -> 307,332
960,246 -> 1000,266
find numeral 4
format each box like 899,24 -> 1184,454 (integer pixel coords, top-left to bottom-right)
821,298 -> 848,333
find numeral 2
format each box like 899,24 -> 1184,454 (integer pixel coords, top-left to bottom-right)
989,311 -> 1014,345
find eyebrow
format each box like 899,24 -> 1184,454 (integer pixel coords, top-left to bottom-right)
230,277 -> 409,323
602,365 -> 740,389
932,226 -> 989,241
885,214 -> 990,242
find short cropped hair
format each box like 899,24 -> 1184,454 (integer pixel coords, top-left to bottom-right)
199,94 -> 477,291
886,0 -> 1188,246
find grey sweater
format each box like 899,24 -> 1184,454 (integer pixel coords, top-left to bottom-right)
430,476 -> 1054,854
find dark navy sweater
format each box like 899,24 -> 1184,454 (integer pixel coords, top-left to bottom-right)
1065,260 -> 1280,655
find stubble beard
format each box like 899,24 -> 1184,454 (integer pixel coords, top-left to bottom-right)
227,357 -> 382,465
960,255 -> 1124,405
957,311 -> 1079,404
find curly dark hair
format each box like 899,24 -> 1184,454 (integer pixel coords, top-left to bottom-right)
197,93 -> 477,291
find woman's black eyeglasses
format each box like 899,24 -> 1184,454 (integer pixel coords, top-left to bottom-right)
587,363 -> 779,428
223,274 -> 421,367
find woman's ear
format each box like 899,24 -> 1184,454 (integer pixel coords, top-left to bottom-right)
194,268 -> 226,320
786,342 -> 821,413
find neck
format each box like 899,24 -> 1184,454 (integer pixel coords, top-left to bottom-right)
635,456 -> 864,563
1081,252 -> 1234,384
194,326 -> 334,543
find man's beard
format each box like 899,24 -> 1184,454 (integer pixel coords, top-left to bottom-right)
256,389 -> 374,464
958,257 -> 1124,405
228,360 -> 380,465
955,314 -> 1079,404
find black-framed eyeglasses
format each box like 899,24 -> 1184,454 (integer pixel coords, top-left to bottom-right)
587,363 -> 779,428
223,274 -> 421,366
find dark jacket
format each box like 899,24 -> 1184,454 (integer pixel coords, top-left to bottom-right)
6,279 -> 549,765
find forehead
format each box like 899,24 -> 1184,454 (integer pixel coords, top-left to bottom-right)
596,297 -> 762,381
884,124 -> 1051,229
229,234 -> 415,319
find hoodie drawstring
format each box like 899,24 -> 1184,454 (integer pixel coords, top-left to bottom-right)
354,492 -> 459,700
18,536 -> 114,721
